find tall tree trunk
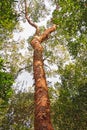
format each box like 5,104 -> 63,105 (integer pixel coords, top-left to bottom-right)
30,26 -> 56,130
24,1 -> 56,129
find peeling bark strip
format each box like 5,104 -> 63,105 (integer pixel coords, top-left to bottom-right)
24,0 -> 56,129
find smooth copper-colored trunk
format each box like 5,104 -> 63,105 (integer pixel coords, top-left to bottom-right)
31,36 -> 54,130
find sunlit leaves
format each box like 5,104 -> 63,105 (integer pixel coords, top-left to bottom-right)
0,0 -> 17,42
0,0 -> 17,30
53,0 -> 87,56
51,1 -> 87,127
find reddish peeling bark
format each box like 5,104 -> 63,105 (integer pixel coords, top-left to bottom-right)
24,0 -> 56,129
30,17 -> 56,130
31,26 -> 56,130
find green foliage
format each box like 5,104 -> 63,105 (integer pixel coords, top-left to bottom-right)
0,58 -> 14,101
0,57 -> 14,102
0,0 -> 17,127
51,1 -> 87,128
0,58 -> 4,70
0,57 -> 14,129
53,0 -> 87,57
0,0 -> 17,30
0,0 -> 17,43
0,72 -> 14,101
52,57 -> 87,129
29,0 -> 49,22
1,92 -> 34,130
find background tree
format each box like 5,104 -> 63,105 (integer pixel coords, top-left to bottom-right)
1,91 -> 34,130
0,0 -> 17,127
51,0 -> 87,129
52,60 -> 87,129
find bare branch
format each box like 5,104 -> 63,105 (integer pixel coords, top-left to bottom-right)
24,0 -> 40,35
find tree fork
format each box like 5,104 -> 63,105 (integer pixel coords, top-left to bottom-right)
24,0 -> 56,129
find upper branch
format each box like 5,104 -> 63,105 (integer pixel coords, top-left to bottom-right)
39,25 -> 56,42
24,0 -> 40,35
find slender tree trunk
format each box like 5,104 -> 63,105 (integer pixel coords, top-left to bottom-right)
24,1 -> 56,129
30,26 -> 56,130
33,45 -> 53,130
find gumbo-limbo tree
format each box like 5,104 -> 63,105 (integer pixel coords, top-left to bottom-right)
22,0 -> 56,130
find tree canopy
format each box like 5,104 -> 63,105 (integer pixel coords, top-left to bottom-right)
0,0 -> 87,129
